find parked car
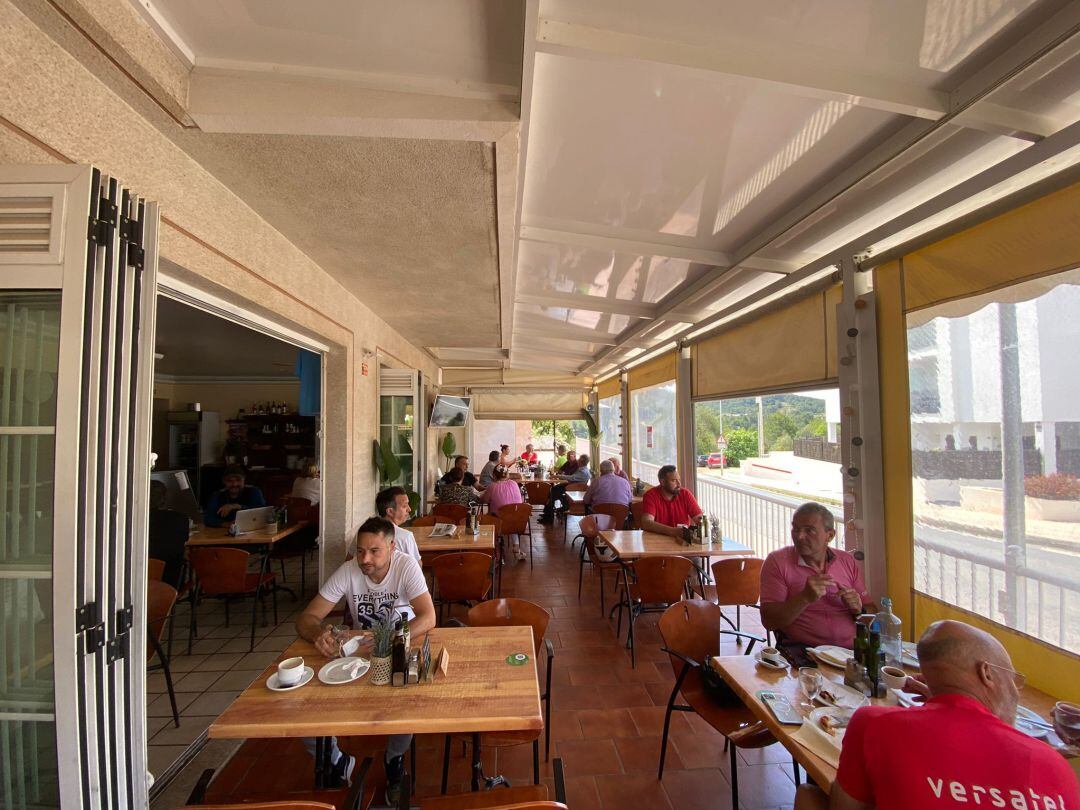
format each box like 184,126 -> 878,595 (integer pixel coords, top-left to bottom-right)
706,452 -> 725,469
696,454 -> 709,467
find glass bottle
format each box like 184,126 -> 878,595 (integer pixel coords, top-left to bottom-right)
875,597 -> 903,666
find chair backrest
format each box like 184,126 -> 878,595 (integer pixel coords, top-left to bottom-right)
146,579 -> 178,663
711,557 -> 764,607
478,514 -> 501,532
433,503 -> 469,523
431,552 -> 493,603
579,513 -> 615,540
188,547 -> 251,596
498,502 -> 533,534
279,495 -> 313,521
410,515 -> 438,528
564,482 -> 588,492
147,558 -> 166,581
583,533 -> 617,566
590,502 -> 628,528
467,598 -> 550,653
522,481 -> 552,504
632,555 -> 695,604
657,599 -> 722,675
629,501 -> 645,529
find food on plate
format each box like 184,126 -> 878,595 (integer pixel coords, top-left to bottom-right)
818,688 -> 838,706
819,714 -> 850,737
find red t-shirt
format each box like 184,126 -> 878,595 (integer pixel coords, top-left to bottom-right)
640,486 -> 702,527
837,694 -> 1079,810
519,451 -> 538,464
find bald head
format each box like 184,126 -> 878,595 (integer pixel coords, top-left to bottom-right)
916,620 -> 1019,722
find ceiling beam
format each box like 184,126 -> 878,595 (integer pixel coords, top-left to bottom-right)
535,18 -> 1053,141
579,10 -> 1080,375
513,322 -> 621,345
515,291 -> 658,318
519,223 -> 796,274
187,70 -> 518,141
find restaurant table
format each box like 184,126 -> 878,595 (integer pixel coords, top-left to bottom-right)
413,524 -> 500,595
711,653 -> 1073,793
209,626 -> 543,791
186,521 -> 308,648
599,529 -> 751,595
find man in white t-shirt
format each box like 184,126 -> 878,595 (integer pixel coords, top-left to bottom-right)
375,486 -> 422,564
296,517 -> 435,802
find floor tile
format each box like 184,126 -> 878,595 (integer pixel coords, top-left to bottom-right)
553,739 -> 621,776
576,707 -> 639,739
594,771 -> 674,810
613,734 -> 680,772
660,766 -> 735,810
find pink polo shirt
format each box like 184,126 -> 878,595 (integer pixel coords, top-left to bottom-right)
759,545 -> 868,648
478,479 -> 523,517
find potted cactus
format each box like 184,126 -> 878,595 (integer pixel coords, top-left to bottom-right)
368,609 -> 399,685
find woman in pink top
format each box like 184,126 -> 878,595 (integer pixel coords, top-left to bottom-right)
479,466 -> 527,560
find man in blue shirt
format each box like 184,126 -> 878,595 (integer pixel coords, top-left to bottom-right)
539,454 -> 591,523
584,459 -> 633,509
203,466 -> 266,526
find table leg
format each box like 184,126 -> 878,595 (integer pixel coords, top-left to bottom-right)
470,732 -> 482,792
250,543 -> 269,651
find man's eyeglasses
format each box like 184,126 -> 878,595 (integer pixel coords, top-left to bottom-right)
982,661 -> 1026,690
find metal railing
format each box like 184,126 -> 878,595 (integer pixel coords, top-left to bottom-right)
695,476 -> 844,558
914,533 -> 1079,652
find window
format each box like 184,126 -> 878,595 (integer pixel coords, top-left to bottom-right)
692,389 -> 843,558
629,381 -> 676,481
598,394 -> 622,466
907,270 -> 1080,655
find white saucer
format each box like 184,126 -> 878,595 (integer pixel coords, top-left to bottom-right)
754,650 -> 788,670
318,656 -> 370,685
266,666 -> 314,691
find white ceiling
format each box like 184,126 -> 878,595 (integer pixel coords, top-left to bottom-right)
132,0 -> 1080,382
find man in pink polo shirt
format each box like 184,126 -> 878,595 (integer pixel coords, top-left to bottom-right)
795,620 -> 1079,810
760,502 -> 874,665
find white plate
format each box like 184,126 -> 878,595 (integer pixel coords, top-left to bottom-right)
318,656 -> 370,685
806,706 -> 856,750
754,650 -> 788,671
267,666 -> 314,691
1015,705 -> 1050,739
814,680 -> 869,710
901,641 -> 920,669
807,646 -> 853,668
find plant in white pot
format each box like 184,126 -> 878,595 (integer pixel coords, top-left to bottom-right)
368,609 -> 399,685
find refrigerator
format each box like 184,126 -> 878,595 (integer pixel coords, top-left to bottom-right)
167,410 -> 219,501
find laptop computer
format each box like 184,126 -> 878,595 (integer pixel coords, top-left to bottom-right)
234,506 -> 276,534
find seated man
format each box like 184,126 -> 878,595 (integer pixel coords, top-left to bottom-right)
296,517 -> 436,801
553,444 -> 569,470
436,466 -> 480,506
202,466 -> 266,527
557,450 -> 578,475
374,486 -> 421,564
796,620 -> 1080,810
584,459 -> 633,510
760,502 -> 873,666
639,465 -> 702,538
438,455 -> 476,488
519,443 -> 539,467
148,480 -> 189,589
539,454 -> 591,523
609,456 -> 629,481
477,450 -> 500,487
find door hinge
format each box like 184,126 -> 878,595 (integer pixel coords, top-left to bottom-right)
77,602 -> 106,653
106,605 -> 134,663
88,195 -> 117,246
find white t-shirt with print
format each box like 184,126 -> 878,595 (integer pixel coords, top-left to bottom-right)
393,524 -> 422,564
319,553 -> 428,629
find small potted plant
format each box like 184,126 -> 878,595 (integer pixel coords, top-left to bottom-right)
368,609 -> 398,685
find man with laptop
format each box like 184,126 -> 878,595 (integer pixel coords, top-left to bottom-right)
202,465 -> 267,527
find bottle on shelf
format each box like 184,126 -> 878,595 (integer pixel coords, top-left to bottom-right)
875,597 -> 903,666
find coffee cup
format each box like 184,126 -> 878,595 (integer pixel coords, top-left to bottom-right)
277,656 -> 305,686
881,665 -> 907,690
761,647 -> 784,666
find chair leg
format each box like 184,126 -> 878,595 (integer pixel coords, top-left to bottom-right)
160,653 -> 180,728
187,588 -> 198,656
657,689 -> 677,779
730,740 -> 739,809
271,580 -> 279,625
279,559 -> 287,582
440,735 -> 451,795
627,606 -> 636,668
792,756 -> 801,786
533,739 -> 540,785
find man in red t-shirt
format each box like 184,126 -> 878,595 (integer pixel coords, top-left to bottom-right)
519,444 -> 538,466
640,465 -> 702,538
795,620 -> 1080,810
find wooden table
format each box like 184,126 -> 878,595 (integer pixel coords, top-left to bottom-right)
600,530 -> 751,595
186,521 -> 307,648
412,524 -> 497,555
712,654 -> 1072,793
210,626 -> 543,789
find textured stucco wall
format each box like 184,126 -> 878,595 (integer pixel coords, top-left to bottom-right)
0,0 -> 440,572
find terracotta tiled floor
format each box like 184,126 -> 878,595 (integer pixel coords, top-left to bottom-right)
152,518 -> 803,809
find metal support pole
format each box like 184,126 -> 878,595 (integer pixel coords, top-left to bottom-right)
676,346 -> 695,494
998,303 -> 1026,630
756,396 -> 765,458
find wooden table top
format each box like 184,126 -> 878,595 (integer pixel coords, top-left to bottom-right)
600,529 -> 751,559
186,521 -> 309,547
209,626 -> 542,739
412,524 -> 497,553
713,653 -> 1071,793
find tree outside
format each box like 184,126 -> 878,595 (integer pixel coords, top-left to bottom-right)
694,393 -> 831,463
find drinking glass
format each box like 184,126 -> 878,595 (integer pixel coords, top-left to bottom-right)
1052,701 -> 1080,748
329,624 -> 352,658
798,667 -> 823,710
